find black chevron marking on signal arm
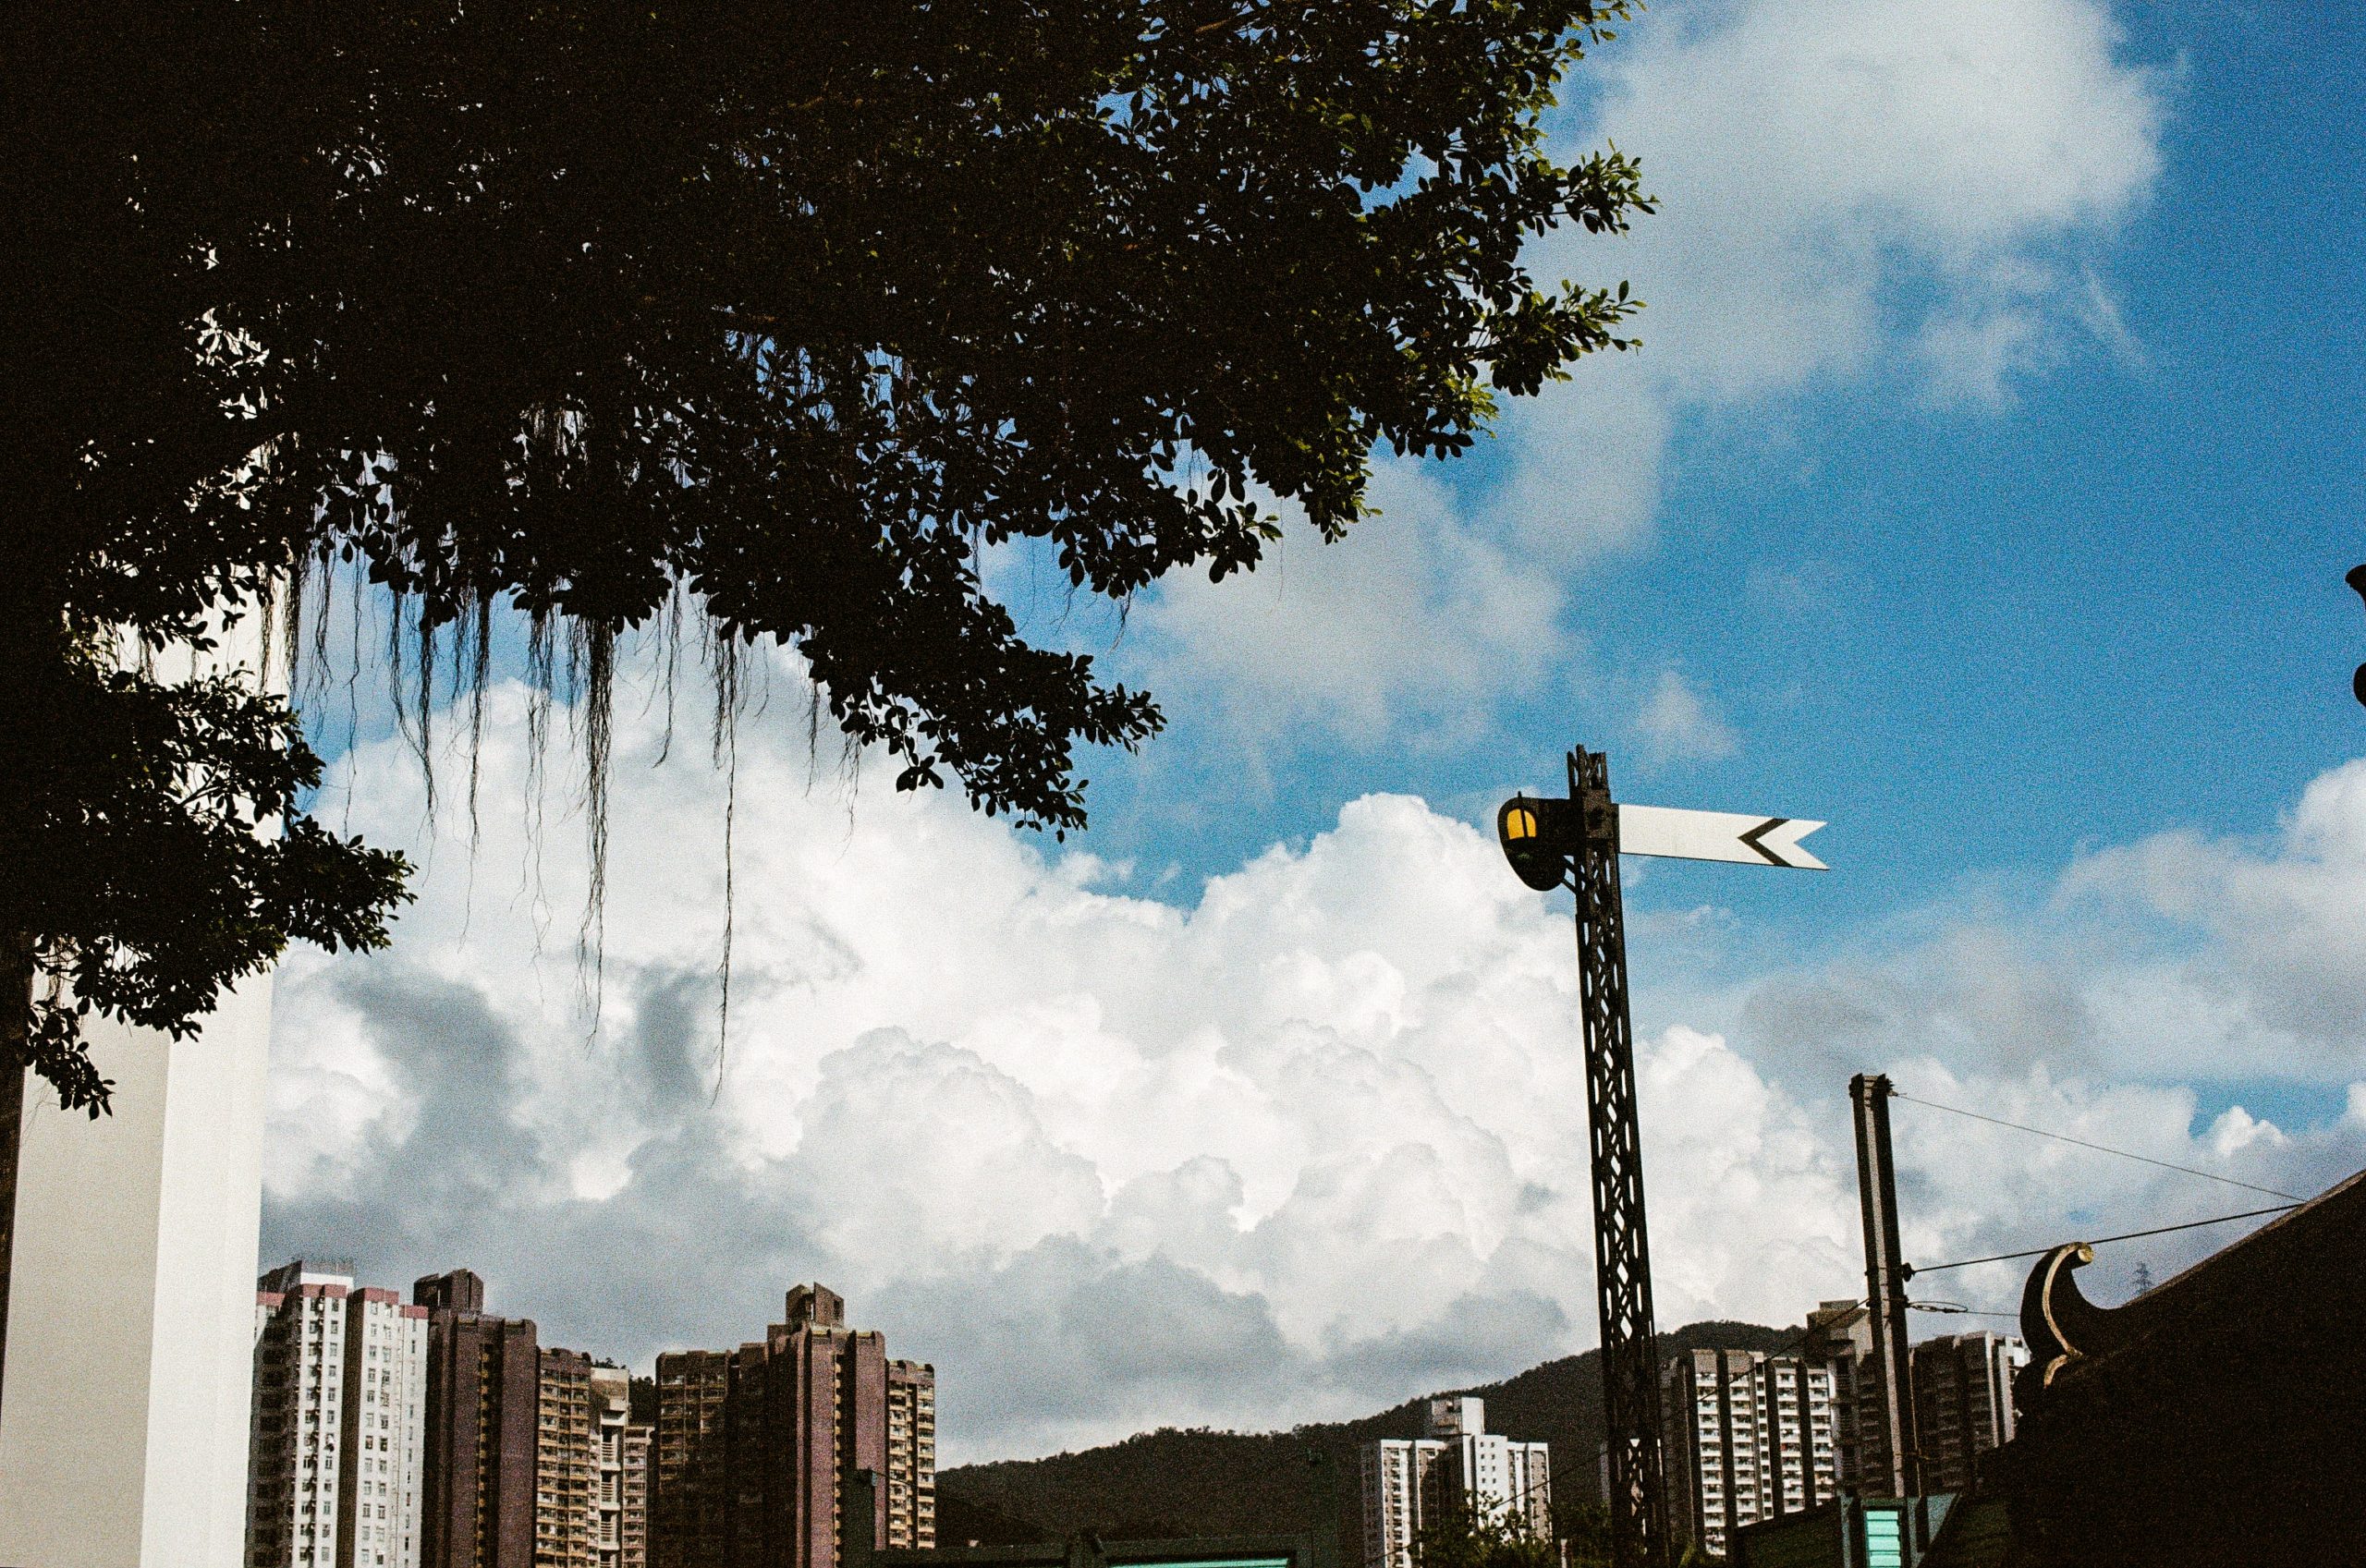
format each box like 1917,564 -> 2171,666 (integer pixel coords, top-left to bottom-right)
1738,817 -> 1790,866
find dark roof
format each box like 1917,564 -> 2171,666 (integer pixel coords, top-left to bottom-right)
1999,1162 -> 2366,1567
1918,1496 -> 2013,1568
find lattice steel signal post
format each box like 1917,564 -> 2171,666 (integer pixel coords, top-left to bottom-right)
1498,748 -> 1826,1568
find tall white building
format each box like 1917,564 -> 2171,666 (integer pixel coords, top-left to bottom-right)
1360,1398 -> 1551,1568
246,1262 -> 427,1568
1662,1350 -> 1839,1559
1361,1435 -> 1445,1568
590,1364 -> 642,1568
0,628 -> 280,1568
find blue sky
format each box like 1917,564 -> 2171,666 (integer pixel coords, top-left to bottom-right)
1054,0 -> 2366,1152
265,0 -> 2366,1459
1086,0 -> 2365,951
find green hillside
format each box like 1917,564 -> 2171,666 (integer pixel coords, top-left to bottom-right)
936,1319 -> 1798,1550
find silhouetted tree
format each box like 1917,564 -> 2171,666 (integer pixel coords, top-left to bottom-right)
1414,1501 -> 1557,1568
1557,1501 -> 1613,1568
4,0 -> 1652,1109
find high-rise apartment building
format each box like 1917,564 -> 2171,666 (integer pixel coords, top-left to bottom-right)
620,1423 -> 652,1568
882,1360 -> 936,1549
652,1350 -> 729,1568
589,1367 -> 650,1568
538,1348 -> 597,1567
1360,1435 -> 1445,1568
1801,1300 -> 1886,1497
338,1284 -> 429,1568
736,1282 -> 885,1568
414,1270 -> 540,1568
1909,1332 -> 2026,1494
1437,1397 -> 1550,1542
245,1261 -> 429,1568
624,1418 -> 652,1568
1663,1350 -> 1838,1559
1360,1398 -> 1550,1568
724,1341 -> 774,1568
652,1285 -> 934,1568
248,1265 -> 351,1568
1799,1308 -> 2027,1500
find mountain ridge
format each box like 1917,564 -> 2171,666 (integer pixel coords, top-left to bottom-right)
936,1319 -> 1799,1548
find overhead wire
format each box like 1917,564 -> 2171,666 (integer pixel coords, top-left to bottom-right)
1488,1094 -> 2307,1514
1905,1201 -> 2298,1277
1906,1302 -> 2020,1321
1890,1089 -> 2306,1203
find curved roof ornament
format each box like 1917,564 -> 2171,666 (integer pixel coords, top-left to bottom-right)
2017,1241 -> 2143,1408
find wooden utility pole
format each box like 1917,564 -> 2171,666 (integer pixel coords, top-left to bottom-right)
1851,1073 -> 1921,1515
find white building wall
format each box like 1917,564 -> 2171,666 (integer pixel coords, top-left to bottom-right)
0,981 -> 274,1568
1450,1434 -> 1554,1540
0,614 -> 279,1568
1504,1440 -> 1553,1541
1362,1440 -> 1408,1568
1457,1433 -> 1508,1518
1665,1351 -> 1839,1560
249,1275 -> 352,1567
246,1272 -> 427,1568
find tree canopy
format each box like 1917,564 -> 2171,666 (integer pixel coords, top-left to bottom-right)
2,0 -> 1651,1109
1412,1500 -> 1564,1568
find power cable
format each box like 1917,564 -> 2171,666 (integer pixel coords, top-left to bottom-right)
1469,1187 -> 2290,1514
1905,1201 -> 2298,1277
1906,1301 -> 2018,1321
1890,1089 -> 2305,1203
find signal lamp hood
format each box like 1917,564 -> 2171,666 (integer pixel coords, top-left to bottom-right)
1497,795 -> 1572,892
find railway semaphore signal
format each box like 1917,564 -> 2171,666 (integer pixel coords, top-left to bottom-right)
1498,748 -> 1827,1568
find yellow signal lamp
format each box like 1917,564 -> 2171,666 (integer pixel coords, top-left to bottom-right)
1497,795 -> 1572,891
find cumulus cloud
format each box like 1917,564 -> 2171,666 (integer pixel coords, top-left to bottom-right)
1721,760 -> 2366,1312
1128,0 -> 2165,738
262,664 -> 2366,1463
1546,0 -> 2164,403
2060,759 -> 2366,1055
262,671 -> 1861,1459
1738,761 -> 2366,1099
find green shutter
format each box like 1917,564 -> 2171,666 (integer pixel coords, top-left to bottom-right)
1860,1505 -> 1906,1568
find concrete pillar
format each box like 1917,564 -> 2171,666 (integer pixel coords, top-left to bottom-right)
0,984 -> 274,1567
0,618 -> 280,1567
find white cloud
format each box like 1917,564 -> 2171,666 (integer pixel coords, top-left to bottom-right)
1550,0 -> 2165,404
262,674 -> 1860,1458
264,670 -> 2366,1464
1128,0 -> 2165,739
1714,760 -> 2366,1309
2055,759 -> 2366,1071
1132,459 -> 1563,747
1735,760 -> 2366,1096
1636,670 -> 1741,761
